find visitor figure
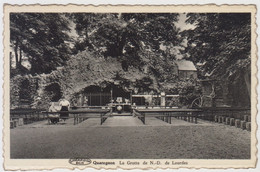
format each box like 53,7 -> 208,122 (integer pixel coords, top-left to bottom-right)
59,96 -> 70,120
83,96 -> 88,106
48,102 -> 60,124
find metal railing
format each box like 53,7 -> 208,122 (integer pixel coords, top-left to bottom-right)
133,108 -> 201,124
196,107 -> 250,121
101,110 -> 112,125
42,109 -> 111,125
133,110 -> 145,124
10,108 -> 47,125
10,107 -> 250,127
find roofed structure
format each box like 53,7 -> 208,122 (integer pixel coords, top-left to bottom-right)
176,60 -> 197,71
175,60 -> 197,79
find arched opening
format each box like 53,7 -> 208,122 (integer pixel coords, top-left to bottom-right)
104,84 -> 130,101
19,79 -> 33,106
19,79 -> 31,100
44,83 -> 62,102
83,85 -> 110,106
80,84 -> 131,106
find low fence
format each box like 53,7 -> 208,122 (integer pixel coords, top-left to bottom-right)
42,109 -> 111,125
10,108 -> 111,128
196,107 -> 251,131
196,107 -> 250,121
134,109 -> 201,124
133,110 -> 145,124
101,110 -> 112,125
71,106 -> 109,109
10,107 -> 251,130
10,108 -> 47,127
134,106 -> 178,109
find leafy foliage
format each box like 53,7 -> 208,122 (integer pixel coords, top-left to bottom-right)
183,13 -> 251,79
10,75 -> 39,108
71,13 -> 180,65
178,80 -> 202,107
9,13 -> 252,108
10,13 -> 72,74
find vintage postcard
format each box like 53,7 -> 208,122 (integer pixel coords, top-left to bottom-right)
3,4 -> 257,170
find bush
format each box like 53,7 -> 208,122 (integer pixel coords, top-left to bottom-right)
10,75 -> 38,108
178,79 -> 201,107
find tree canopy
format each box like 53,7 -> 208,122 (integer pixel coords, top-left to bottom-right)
9,12 -> 252,108
10,13 -> 251,79
10,13 -> 182,79
71,13 -> 180,56
10,13 -> 72,74
182,13 -> 251,79
10,13 -> 251,97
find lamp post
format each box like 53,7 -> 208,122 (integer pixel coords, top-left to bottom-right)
130,89 -> 132,105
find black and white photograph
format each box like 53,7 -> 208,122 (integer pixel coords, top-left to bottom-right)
3,4 -> 257,170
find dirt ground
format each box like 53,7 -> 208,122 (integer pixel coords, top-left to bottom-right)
10,116 -> 250,159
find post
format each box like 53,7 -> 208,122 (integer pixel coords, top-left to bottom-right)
90,92 -> 92,106
100,113 -> 102,125
111,88 -> 113,104
47,112 -> 50,124
37,111 -> 40,121
130,90 -> 132,105
169,114 -> 171,124
74,114 -> 76,125
100,91 -> 102,106
160,92 -> 166,107
195,112 -> 197,124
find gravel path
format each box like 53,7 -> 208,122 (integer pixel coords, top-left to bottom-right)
103,116 -> 144,126
11,116 -> 250,159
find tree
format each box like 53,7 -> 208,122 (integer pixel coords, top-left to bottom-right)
182,13 -> 251,106
71,13 -> 180,58
10,13 -> 72,74
183,13 -> 251,79
70,13 -> 181,88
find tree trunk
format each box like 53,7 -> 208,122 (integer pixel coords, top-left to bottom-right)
19,47 -> 22,65
244,69 -> 250,99
117,31 -> 127,56
10,52 -> 12,69
14,38 -> 19,68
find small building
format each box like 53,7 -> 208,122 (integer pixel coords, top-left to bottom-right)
175,60 -> 197,79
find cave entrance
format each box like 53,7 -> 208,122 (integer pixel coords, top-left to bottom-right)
104,84 -> 131,104
81,84 -> 131,106
83,85 -> 110,106
44,83 -> 62,102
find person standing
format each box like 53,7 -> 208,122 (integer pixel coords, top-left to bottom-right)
59,96 -> 70,120
83,96 -> 88,106
48,102 -> 60,124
